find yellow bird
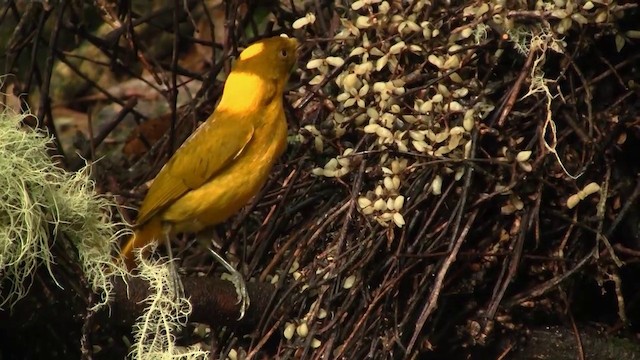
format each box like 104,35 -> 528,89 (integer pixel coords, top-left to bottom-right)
121,36 -> 298,315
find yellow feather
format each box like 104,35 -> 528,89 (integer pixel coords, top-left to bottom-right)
121,37 -> 298,268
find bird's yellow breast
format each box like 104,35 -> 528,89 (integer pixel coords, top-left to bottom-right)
160,106 -> 287,234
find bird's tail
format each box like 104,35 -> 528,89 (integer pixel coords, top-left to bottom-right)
121,217 -> 163,270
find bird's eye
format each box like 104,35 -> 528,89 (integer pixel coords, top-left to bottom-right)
280,49 -> 288,58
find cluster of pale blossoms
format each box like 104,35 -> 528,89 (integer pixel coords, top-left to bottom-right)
294,1 -> 588,227
294,0 -> 490,228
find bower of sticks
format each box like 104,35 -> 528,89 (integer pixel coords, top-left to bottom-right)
1,1 -> 640,359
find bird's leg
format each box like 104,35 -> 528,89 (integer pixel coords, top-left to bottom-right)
163,225 -> 185,301
208,248 -> 249,320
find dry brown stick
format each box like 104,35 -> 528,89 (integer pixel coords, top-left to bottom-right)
496,45 -> 537,127
505,248 -> 594,307
567,55 -> 594,139
20,6 -> 47,102
258,198 -> 348,280
246,317 -> 283,359
258,227 -> 303,282
80,291 -> 96,360
570,53 -> 640,101
613,244 -> 640,258
486,211 -> 530,319
68,97 -> 140,171
560,110 -> 591,144
567,306 -> 586,360
168,0 -> 181,154
334,160 -> 366,259
36,1 -> 67,163
406,208 -> 478,354
52,49 -> 149,120
595,165 -> 623,267
334,265 -> 416,358
608,89 -> 636,110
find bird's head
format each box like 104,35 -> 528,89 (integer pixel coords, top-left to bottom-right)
234,36 -> 299,81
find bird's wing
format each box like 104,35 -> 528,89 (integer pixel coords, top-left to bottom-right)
135,114 -> 255,225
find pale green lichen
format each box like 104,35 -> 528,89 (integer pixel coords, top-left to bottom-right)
0,102 -> 125,310
129,251 -> 208,360
0,99 -> 202,359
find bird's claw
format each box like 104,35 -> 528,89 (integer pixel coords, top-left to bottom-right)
209,249 -> 250,320
220,271 -> 250,320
